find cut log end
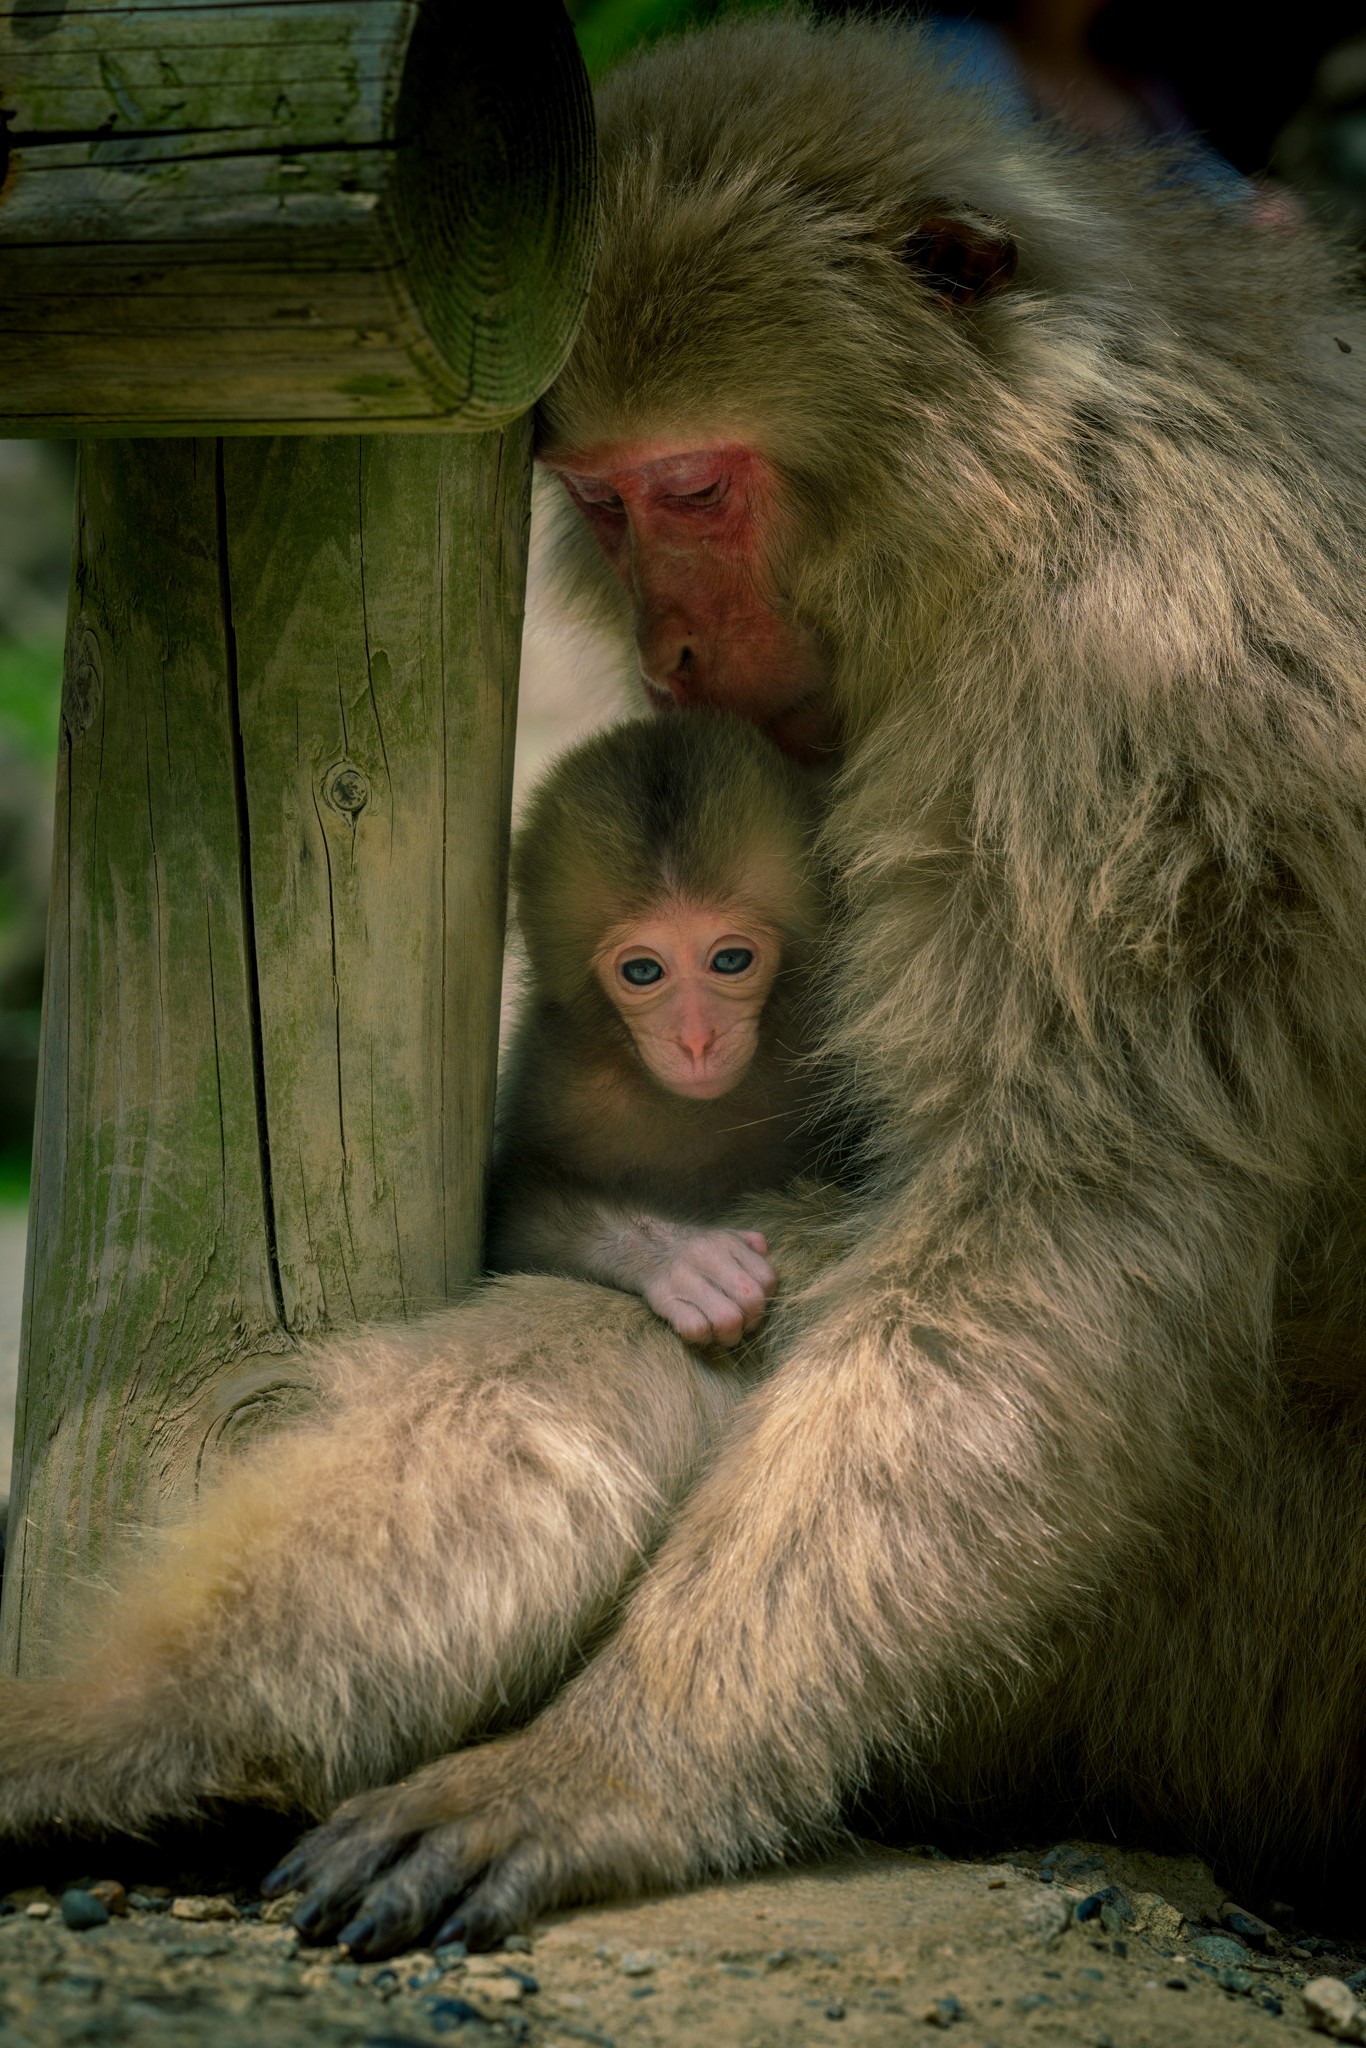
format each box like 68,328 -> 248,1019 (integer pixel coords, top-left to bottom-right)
0,0 -> 596,433
391,3 -> 598,427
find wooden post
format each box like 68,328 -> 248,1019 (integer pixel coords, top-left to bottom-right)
2,427 -> 531,1672
0,0 -> 595,1673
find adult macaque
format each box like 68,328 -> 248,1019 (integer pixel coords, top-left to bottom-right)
489,712 -> 829,1348
1,11 -> 1365,1957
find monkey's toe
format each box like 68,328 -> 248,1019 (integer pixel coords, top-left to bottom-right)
296,1825 -> 551,1959
266,1796 -> 421,1941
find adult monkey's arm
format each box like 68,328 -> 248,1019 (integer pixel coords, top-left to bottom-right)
0,1280 -> 750,1841
267,1126 -> 1279,1956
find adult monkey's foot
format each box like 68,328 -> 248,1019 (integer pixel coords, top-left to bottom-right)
264,1727 -> 701,1957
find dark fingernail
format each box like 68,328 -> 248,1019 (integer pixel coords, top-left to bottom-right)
262,1858 -> 302,1896
433,1913 -> 467,1949
336,1915 -> 377,1955
462,1909 -> 510,1954
292,1897 -> 328,1936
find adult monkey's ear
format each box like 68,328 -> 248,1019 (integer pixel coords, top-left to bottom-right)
900,207 -> 1018,306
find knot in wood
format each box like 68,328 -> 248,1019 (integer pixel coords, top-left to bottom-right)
62,626 -> 102,738
325,762 -> 371,816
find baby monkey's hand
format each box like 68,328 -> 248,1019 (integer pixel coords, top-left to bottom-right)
582,1212 -> 777,1347
641,1225 -> 777,1347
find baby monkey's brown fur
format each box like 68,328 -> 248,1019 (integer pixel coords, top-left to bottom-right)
489,714 -> 829,1347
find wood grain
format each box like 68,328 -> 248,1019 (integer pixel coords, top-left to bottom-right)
1,426 -> 529,1673
0,0 -> 595,432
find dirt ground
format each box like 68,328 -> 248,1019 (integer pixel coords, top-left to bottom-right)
0,1835 -> 1360,2048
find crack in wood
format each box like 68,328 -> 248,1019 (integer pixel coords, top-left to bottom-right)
215,437 -> 287,1332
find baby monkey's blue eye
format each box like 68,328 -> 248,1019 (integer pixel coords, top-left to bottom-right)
710,948 -> 754,975
620,958 -> 664,986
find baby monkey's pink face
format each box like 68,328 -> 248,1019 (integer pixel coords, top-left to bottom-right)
596,902 -> 781,1100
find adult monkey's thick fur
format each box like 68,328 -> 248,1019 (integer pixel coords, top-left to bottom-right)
4,13 -> 1366,1948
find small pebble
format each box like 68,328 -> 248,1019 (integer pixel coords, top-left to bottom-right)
1017,1891 -> 1071,1946
465,1953 -> 511,1978
620,1950 -> 662,1977
25,1902 -> 51,1919
825,2002 -> 846,2021
1075,1886 -> 1133,1930
1191,1934 -> 1249,1967
1304,1975 -> 1366,2042
86,1881 -> 127,1918
628,1987 -> 657,2001
126,1892 -> 169,1914
1129,1892 -> 1183,1944
435,1941 -> 468,1967
170,1894 -> 239,1922
428,1996 -> 485,2032
373,1968 -> 400,1995
1165,1976 -> 1189,1991
479,1977 -> 525,2003
923,1995 -> 965,2026
334,1963 -> 362,1986
1220,1903 -> 1274,1950
60,1890 -> 110,1931
504,1933 -> 533,1953
260,1894 -> 298,1924
1040,1846 -> 1105,1882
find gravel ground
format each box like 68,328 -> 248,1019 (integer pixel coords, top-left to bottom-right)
0,1838 -> 1358,2048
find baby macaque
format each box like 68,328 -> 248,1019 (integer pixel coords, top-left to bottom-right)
488,711 -> 828,1347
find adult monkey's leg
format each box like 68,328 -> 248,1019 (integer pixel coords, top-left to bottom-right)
272,1156 -> 1295,1954
0,1277 -> 749,1843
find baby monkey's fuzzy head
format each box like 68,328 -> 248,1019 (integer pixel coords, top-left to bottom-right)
513,711 -> 827,1098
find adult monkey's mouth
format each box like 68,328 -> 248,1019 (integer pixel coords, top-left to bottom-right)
639,676 -> 840,764
760,688 -> 841,763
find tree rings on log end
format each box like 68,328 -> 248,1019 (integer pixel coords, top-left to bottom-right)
0,0 -> 595,433
392,4 -> 597,428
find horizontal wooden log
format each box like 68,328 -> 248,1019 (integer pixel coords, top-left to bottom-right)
0,0 -> 595,433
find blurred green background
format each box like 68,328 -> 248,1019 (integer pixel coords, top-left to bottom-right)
0,444 -> 70,1204
568,0 -> 774,74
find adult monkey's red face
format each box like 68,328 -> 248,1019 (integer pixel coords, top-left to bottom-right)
540,437 -> 835,762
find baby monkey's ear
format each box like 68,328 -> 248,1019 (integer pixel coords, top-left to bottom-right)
900,207 -> 1018,307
